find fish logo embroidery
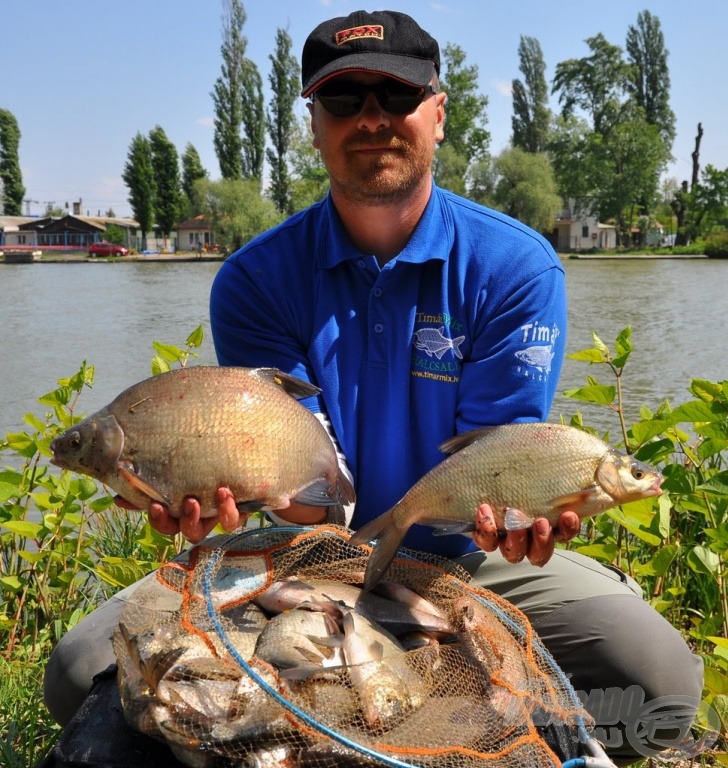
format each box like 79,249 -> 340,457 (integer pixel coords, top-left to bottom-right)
514,345 -> 555,373
413,326 -> 465,360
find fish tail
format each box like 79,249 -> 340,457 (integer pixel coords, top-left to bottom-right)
348,510 -> 404,591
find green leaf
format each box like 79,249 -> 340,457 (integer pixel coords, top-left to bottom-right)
0,575 -> 23,591
186,325 -> 204,348
686,545 -> 720,575
591,331 -> 610,358
152,341 -> 184,362
0,481 -> 17,504
669,400 -> 724,424
562,385 -> 616,405
96,556 -> 157,589
567,348 -> 605,363
573,542 -> 618,562
151,355 -> 172,376
607,503 -> 662,546
0,519 -> 43,538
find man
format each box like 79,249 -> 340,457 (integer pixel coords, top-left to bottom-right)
46,10 -> 702,762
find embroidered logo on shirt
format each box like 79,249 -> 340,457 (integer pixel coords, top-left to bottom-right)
413,326 -> 465,360
410,314 -> 465,384
515,322 -> 560,378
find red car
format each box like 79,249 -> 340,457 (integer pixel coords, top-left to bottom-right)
88,241 -> 129,257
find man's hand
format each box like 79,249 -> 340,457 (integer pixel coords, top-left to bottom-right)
472,503 -> 580,567
115,489 -> 328,545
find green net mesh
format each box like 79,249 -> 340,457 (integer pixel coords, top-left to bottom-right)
113,525 -> 593,768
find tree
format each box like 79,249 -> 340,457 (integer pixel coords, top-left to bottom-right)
626,11 -> 676,149
439,43 -> 490,163
511,36 -> 550,154
199,178 -> 282,252
240,58 -> 265,185
288,115 -> 329,211
212,0 -> 247,180
148,125 -> 184,240
181,143 -> 208,216
266,27 -> 300,214
552,34 -> 633,137
122,132 -> 155,242
491,148 -> 561,232
432,143 -> 468,196
0,109 -> 25,215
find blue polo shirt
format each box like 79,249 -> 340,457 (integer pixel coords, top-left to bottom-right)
210,185 -> 566,558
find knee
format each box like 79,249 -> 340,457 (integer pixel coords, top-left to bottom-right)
533,594 -> 704,760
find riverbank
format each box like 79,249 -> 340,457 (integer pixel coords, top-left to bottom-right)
1,249 -> 711,264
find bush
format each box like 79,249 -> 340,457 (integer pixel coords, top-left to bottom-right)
703,230 -> 728,258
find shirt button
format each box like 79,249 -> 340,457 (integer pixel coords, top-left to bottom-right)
357,259 -> 366,268
372,287 -> 383,297
374,323 -> 384,333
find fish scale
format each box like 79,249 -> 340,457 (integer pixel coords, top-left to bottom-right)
350,422 -> 663,590
50,366 -> 355,518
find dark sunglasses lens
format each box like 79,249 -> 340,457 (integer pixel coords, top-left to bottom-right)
315,82 -> 427,117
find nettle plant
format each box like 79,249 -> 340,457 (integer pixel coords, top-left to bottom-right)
561,327 -> 728,747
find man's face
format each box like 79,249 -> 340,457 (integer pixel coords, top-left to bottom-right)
308,73 -> 446,206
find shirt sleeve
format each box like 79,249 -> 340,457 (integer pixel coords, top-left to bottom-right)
457,260 -> 567,432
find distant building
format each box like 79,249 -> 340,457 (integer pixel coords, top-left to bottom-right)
551,204 -> 617,252
177,215 -> 217,252
17,214 -> 139,249
0,215 -> 35,246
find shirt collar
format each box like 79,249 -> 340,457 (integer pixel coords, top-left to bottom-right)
318,185 -> 452,269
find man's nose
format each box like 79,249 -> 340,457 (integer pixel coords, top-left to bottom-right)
357,92 -> 391,131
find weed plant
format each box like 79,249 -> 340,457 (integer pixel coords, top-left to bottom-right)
0,327 -> 725,766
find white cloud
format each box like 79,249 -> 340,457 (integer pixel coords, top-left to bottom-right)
196,116 -> 215,128
494,79 -> 512,97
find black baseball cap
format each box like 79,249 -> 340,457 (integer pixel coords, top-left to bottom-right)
301,10 -> 440,98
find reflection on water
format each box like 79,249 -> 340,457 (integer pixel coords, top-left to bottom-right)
0,259 -> 726,440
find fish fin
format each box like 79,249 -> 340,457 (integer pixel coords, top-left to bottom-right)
236,501 -> 265,514
438,427 -> 495,455
294,478 -> 343,508
549,486 -> 599,513
253,368 -> 322,400
503,507 -> 535,531
349,512 -> 405,591
116,462 -> 172,507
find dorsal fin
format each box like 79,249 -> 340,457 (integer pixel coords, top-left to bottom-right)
253,368 -> 322,399
439,427 -> 495,455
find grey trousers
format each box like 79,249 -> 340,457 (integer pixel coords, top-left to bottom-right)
44,546 -> 704,761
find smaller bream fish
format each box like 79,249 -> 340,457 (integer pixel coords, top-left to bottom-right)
349,423 -> 663,590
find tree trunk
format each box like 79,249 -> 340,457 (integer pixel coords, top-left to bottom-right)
690,122 -> 703,190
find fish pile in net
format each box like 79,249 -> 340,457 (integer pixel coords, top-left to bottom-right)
113,525 -> 594,768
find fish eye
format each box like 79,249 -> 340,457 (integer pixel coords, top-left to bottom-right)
632,467 -> 644,480
69,431 -> 81,448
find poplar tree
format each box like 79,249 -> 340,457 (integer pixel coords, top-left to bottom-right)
511,36 -> 550,154
122,132 -> 155,242
149,125 -> 184,239
626,10 -> 676,149
212,0 -> 247,179
0,109 -> 25,216
181,143 -> 208,215
266,27 -> 300,214
240,58 -> 265,186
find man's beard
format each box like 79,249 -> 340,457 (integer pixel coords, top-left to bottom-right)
329,135 -> 433,206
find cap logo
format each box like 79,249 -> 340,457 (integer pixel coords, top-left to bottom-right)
335,25 -> 384,45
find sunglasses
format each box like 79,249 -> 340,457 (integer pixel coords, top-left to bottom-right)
312,80 -> 436,118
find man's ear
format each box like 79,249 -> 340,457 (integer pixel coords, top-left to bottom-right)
435,91 -> 447,145
307,102 -> 320,149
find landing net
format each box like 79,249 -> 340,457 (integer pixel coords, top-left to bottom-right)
113,525 -> 594,768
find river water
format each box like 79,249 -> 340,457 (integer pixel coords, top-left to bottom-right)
0,258 -> 726,440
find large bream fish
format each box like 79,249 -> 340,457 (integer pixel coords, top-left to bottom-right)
50,366 -> 354,518
349,423 -> 663,589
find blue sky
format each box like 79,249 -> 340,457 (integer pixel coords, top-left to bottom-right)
2,0 -> 725,219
